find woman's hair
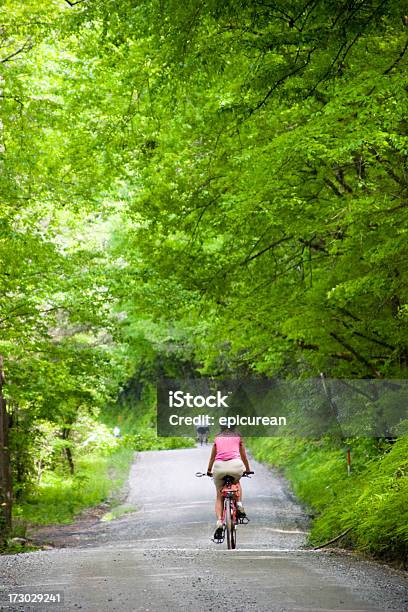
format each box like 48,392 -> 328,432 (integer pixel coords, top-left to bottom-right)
218,425 -> 240,436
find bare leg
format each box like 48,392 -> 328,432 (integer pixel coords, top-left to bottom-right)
215,489 -> 223,520
237,481 -> 242,502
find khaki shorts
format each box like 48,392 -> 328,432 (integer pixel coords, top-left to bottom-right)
212,458 -> 245,491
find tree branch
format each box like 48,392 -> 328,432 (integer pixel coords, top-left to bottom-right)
369,148 -> 406,186
248,46 -> 316,115
240,235 -> 294,266
352,330 -> 395,351
308,0 -> 389,97
324,178 -> 343,197
330,332 -> 382,377
335,309 -> 395,350
337,379 -> 379,402
383,38 -> 408,75
299,237 -> 329,254
313,527 -> 352,550
0,40 -> 32,64
334,167 -> 353,194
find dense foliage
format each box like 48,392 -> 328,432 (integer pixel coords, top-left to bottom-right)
1,1 -> 407,559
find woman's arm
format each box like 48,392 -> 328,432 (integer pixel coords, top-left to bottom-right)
239,440 -> 251,472
207,443 -> 217,474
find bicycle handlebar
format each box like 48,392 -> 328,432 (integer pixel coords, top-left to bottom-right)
195,471 -> 254,478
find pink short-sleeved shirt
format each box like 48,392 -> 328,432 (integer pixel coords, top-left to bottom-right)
214,434 -> 241,461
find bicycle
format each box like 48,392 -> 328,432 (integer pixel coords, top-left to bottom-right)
196,428 -> 209,446
196,471 -> 253,549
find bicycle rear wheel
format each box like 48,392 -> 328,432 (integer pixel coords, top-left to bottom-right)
225,499 -> 236,550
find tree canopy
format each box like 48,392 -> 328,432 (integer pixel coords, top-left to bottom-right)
1,0 -> 407,540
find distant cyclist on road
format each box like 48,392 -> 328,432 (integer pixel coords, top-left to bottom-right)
196,424 -> 210,445
206,425 -> 252,540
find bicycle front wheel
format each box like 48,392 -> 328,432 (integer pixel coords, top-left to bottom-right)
225,499 -> 236,550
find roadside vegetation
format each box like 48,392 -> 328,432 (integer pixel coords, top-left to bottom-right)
14,446 -> 133,528
249,437 -> 408,565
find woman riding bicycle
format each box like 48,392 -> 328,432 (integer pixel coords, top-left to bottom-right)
206,425 -> 252,539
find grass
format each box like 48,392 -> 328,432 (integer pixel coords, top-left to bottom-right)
248,436 -> 408,566
13,447 -> 134,526
100,504 -> 137,522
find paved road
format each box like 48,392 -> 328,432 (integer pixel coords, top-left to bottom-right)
0,447 -> 407,611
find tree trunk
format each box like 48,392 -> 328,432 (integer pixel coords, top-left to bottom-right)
62,427 -> 75,475
0,356 -> 12,544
